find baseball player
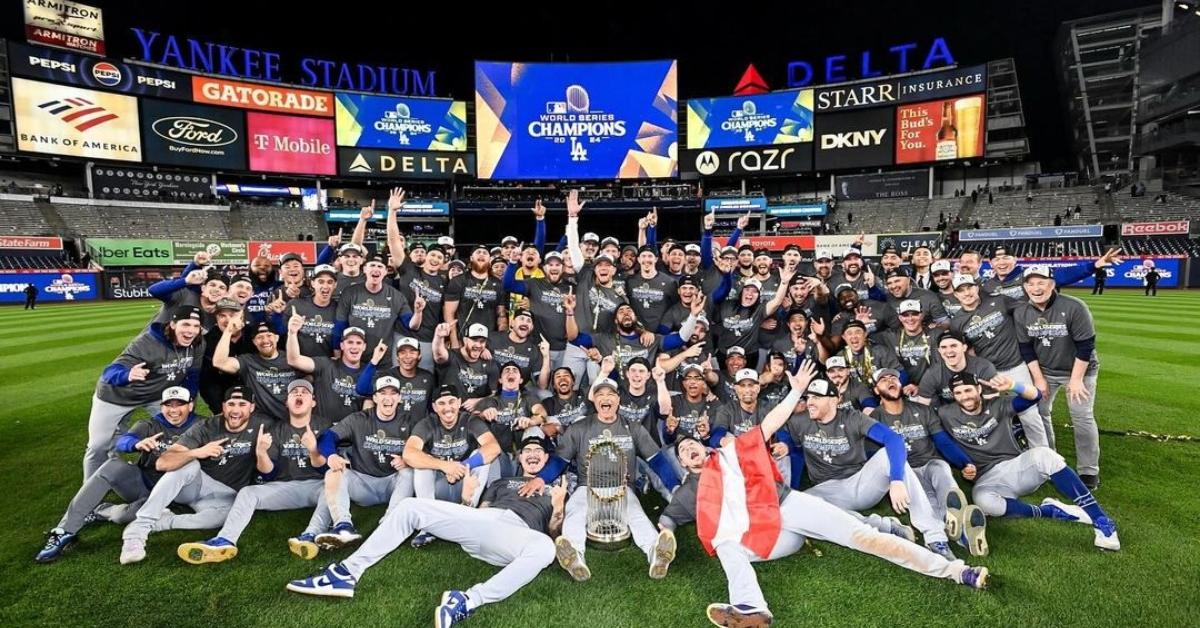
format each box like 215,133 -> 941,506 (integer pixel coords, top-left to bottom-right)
487,308 -> 550,391
937,372 -> 1119,551
433,323 -> 499,412
782,373 -> 957,559
880,299 -> 942,392
665,364 -> 715,446
355,336 -> 436,421
286,309 -> 366,422
529,378 -> 679,582
334,249 -> 419,369
882,268 -> 950,328
280,264 -> 340,358
872,369 -> 988,555
501,253 -> 575,376
833,320 -> 903,386
474,362 -> 549,476
826,246 -> 877,302
823,356 -> 878,414
404,384 -> 501,509
626,244 -> 679,333
1014,266 -> 1103,489
147,255 -> 226,331
563,191 -> 631,384
541,367 -> 593,437
713,271 -> 794,359
664,365 -> 987,627
821,284 -> 899,354
176,379 -> 330,563
199,298 -> 255,412
980,246 -> 1113,300
119,387 -> 268,564
213,318 -> 298,421
86,305 -> 204,482
915,333 -> 998,407
244,254 -> 282,324
37,387 -> 199,563
930,260 -> 963,317
949,273 -> 1050,447
387,198 -> 444,373
444,244 -> 508,345
285,435 -> 565,628
288,376 -> 418,559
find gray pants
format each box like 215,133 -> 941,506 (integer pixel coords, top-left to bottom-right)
910,459 -> 957,524
805,449 -> 948,543
217,479 -> 323,544
716,491 -> 965,611
123,460 -> 238,542
414,460 -> 490,506
562,485 -> 658,562
61,458 -> 149,533
84,394 -> 160,481
972,447 -> 1067,517
342,498 -> 555,607
303,468 -> 414,535
999,364 -> 1051,449
1040,372 -> 1100,476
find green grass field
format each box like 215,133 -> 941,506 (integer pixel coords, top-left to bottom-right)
1,290 -> 1197,627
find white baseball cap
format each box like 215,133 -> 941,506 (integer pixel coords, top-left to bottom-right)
899,299 -> 922,314
681,363 -> 705,376
1023,265 -> 1053,281
951,274 -> 977,290
814,249 -> 833,261
161,386 -> 191,403
591,378 -> 620,393
312,264 -> 338,279
437,236 -> 454,247
466,323 -> 489,340
396,337 -> 420,350
544,251 -> 564,262
931,260 -> 952,274
742,278 -> 762,291
726,346 -> 747,357
842,247 -> 863,258
684,243 -> 702,254
343,326 -> 367,341
374,376 -> 402,392
735,368 -> 760,384
582,232 -> 600,243
825,356 -> 848,369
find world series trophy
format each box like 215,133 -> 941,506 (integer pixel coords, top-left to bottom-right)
585,429 -> 631,550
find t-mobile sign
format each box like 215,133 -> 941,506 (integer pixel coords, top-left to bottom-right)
247,112 -> 335,175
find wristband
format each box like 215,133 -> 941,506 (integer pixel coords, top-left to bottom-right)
465,451 -> 486,470
1011,381 -> 1027,396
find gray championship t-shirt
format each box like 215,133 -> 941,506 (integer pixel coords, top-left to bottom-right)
310,357 -> 365,422
445,273 -> 506,335
237,352 -> 299,421
786,408 -> 878,486
336,283 -> 411,364
544,392 -> 593,430
437,353 -> 499,400
290,297 -> 338,359
917,355 -> 998,407
177,414 -> 272,490
626,272 -> 677,333
937,396 -> 1025,476
556,416 -> 659,487
874,402 -> 943,468
1013,294 -> 1099,378
394,263 -> 446,343
327,408 -> 418,477
412,413 -> 491,462
267,416 -> 333,482
95,328 -> 204,407
480,476 -> 556,533
951,295 -> 1023,370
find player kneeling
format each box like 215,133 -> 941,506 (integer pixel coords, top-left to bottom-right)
286,436 -> 564,628
938,373 -> 1119,551
663,363 -> 988,628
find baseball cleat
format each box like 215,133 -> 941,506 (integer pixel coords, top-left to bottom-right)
959,566 -> 989,590
1041,498 -> 1092,525
554,536 -> 591,582
288,533 -> 320,560
435,590 -> 474,628
410,531 -> 437,549
81,510 -> 101,528
945,486 -> 968,541
1093,517 -> 1120,551
649,528 -> 677,580
177,537 -> 238,564
883,516 -> 916,543
927,541 -> 956,561
963,505 -> 989,557
35,529 -> 78,563
316,522 -> 362,549
119,539 -> 146,565
286,562 -> 358,598
706,602 -> 774,627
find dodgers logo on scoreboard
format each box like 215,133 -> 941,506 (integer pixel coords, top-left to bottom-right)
528,83 -> 628,163
335,93 -> 467,151
687,90 -> 814,150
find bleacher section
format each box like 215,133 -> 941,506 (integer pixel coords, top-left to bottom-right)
831,197 -> 931,233
0,199 -> 53,235
53,204 -> 231,240
232,206 -> 327,241
1121,236 -> 1200,257
967,188 -> 1103,228
948,238 -> 1106,259
1113,192 -> 1200,222
0,253 -> 80,270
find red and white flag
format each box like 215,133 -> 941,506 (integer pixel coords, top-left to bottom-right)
695,428 -> 782,559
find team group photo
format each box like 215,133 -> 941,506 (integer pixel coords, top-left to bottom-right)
0,0 -> 1197,626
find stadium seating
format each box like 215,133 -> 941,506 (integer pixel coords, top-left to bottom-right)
52,203 -> 231,240
0,253 -> 81,270
1121,235 -> 1200,257
831,197 -> 932,233
0,199 -> 54,235
966,188 -> 1104,229
231,205 -> 328,241
1112,192 -> 1200,222
947,238 -> 1106,259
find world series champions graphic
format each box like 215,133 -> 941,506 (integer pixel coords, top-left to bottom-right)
686,90 -> 814,149
475,60 -> 678,179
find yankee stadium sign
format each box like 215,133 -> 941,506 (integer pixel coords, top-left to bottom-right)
129,28 -> 436,96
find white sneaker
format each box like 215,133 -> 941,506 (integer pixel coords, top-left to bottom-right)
554,537 -> 591,582
649,529 -> 676,580
1041,497 -> 1093,525
120,539 -> 146,564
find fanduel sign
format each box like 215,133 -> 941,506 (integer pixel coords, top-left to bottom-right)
787,38 -> 955,88
129,28 -> 436,96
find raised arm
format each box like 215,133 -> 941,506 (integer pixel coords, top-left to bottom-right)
385,187 -> 408,268
760,360 -> 816,441
285,308 -> 316,373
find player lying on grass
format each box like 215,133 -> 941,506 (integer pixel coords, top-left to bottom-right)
286,435 -> 566,628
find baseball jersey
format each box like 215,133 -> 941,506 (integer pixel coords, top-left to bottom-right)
488,331 -> 544,385
124,414 -> 200,484
326,408 -> 417,477
336,283 -> 411,360
543,391 -> 593,430
874,402 -> 943,468
758,381 -> 790,412
475,390 -> 541,453
394,263 -> 446,343
95,325 -> 204,407
289,297 -> 338,358
555,416 -> 659,487
237,352 -> 298,421
918,356 -> 998,406
309,357 -> 365,422
411,413 -> 491,462
444,273 -> 506,334
937,397 -> 1025,476
266,416 -> 333,482
177,415 -> 272,490
626,272 -> 678,333
786,408 -> 879,486
245,278 -> 281,324
1012,294 -> 1099,378
669,396 -> 714,442
480,476 -> 556,533
437,353 -> 499,400
951,295 -> 1023,370
884,287 -> 950,323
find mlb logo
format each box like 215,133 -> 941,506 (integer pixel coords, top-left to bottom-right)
546,101 -> 567,114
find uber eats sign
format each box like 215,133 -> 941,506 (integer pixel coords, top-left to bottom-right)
88,239 -> 174,266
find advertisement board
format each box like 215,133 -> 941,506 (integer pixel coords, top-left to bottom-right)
767,202 -> 827,217
0,236 -> 63,250
12,77 -> 141,162
814,79 -> 899,112
140,99 -> 247,170
958,225 -> 1103,241
834,170 -> 927,200
335,93 -> 467,151
92,166 -> 211,200
686,90 -> 814,149
475,60 -> 678,179
897,65 -> 987,102
0,271 -> 98,303
703,197 -> 767,213
1120,220 -> 1189,237
192,76 -> 334,117
681,144 -> 812,177
86,238 -> 174,266
814,234 -> 878,256
895,94 -> 985,164
247,241 -> 318,264
878,232 -> 942,251
171,241 -> 248,264
102,268 -> 171,299
247,112 -> 336,175
336,148 -> 474,179
980,259 -> 1180,289
741,235 -> 816,250
24,0 -> 105,54
8,41 -> 188,99
814,107 -> 894,170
